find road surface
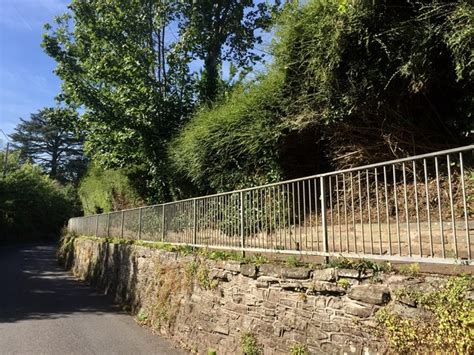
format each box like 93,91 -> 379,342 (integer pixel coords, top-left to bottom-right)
0,244 -> 186,355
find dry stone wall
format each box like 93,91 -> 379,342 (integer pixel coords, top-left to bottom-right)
59,237 -> 448,354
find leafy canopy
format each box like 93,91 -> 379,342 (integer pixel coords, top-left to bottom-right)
10,107 -> 86,184
42,0 -> 195,200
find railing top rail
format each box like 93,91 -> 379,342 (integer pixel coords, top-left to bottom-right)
74,144 -> 473,218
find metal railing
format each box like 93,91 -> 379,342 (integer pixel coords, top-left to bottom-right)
68,145 -> 474,264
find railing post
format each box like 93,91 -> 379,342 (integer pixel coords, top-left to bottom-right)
95,214 -> 99,237
240,191 -> 245,257
193,199 -> 197,246
320,176 -> 329,264
106,212 -> 110,237
121,210 -> 124,239
138,207 -> 142,240
162,204 -> 166,242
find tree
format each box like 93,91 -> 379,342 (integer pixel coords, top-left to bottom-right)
10,108 -> 86,184
177,0 -> 279,103
42,0 -> 195,201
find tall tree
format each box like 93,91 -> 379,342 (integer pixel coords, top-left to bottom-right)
42,0 -> 195,200
177,0 -> 279,103
10,108 -> 86,184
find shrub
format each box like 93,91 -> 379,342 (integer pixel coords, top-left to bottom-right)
78,164 -> 143,214
398,263 -> 420,277
377,275 -> 474,354
0,163 -> 80,242
240,331 -> 262,355
275,0 -> 473,168
290,343 -> 309,355
169,70 -> 287,194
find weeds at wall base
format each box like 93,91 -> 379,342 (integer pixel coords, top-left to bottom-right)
376,274 -> 473,354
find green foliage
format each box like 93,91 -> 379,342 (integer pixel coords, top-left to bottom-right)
41,0 -> 473,201
274,0 -> 473,167
42,1 -> 280,199
10,107 -> 86,184
196,264 -> 212,290
327,257 -> 391,273
246,254 -> 268,266
290,343 -> 308,355
185,261 -> 199,284
398,263 -> 420,277
0,163 -> 80,241
377,275 -> 474,354
177,0 -> 278,103
42,0 -> 195,200
285,255 -> 301,267
205,250 -> 243,261
0,150 -> 22,176
240,331 -> 262,355
136,310 -> 148,324
170,69 -> 286,194
78,164 -> 143,214
336,278 -> 351,289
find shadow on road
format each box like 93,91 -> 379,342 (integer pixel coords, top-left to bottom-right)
0,244 -> 121,323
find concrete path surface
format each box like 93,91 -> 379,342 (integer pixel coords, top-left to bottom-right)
0,244 -> 186,355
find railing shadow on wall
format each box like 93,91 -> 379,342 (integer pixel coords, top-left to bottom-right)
68,145 -> 474,265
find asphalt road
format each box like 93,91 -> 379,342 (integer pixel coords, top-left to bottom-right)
0,244 -> 186,355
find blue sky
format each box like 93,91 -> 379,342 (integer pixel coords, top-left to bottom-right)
0,0 -> 69,147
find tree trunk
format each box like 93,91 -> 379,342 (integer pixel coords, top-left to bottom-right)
203,45 -> 220,103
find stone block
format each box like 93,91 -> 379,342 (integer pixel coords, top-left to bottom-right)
395,294 -> 417,307
280,280 -> 303,290
210,269 -> 231,281
256,276 -> 280,288
337,269 -> 360,279
281,267 -> 311,279
321,322 -> 340,333
391,302 -> 432,321
307,325 -> 328,341
224,261 -> 242,273
331,333 -> 356,345
267,288 -> 282,303
385,274 -> 408,285
213,324 -> 229,335
232,293 -> 243,304
258,275 -> 280,282
320,342 -> 341,354
313,268 -> 336,281
345,300 -> 373,318
313,281 -> 346,294
326,296 -> 344,310
359,269 -> 374,279
240,263 -> 257,278
348,285 -> 390,305
259,264 -> 282,277
224,302 -> 248,314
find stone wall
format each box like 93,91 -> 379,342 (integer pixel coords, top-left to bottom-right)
59,237 -> 448,354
